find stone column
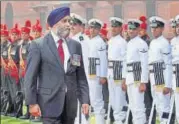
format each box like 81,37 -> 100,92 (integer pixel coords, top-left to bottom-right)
79,2 -> 97,21
146,0 -> 156,37
108,1 -> 123,18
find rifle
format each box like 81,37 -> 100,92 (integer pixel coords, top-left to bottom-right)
15,91 -> 23,118
167,91 -> 175,124
2,90 -> 11,115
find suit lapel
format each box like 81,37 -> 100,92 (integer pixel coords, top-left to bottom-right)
66,38 -> 73,56
66,38 -> 73,73
46,33 -> 64,71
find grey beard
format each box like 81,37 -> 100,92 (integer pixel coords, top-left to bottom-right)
57,28 -> 70,38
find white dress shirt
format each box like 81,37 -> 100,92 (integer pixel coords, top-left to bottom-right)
51,31 -> 70,73
126,36 -> 149,83
108,34 -> 127,79
149,35 -> 172,88
171,36 -> 179,90
171,35 -> 179,64
88,35 -> 108,78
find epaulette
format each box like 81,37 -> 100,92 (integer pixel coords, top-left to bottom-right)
139,49 -> 147,53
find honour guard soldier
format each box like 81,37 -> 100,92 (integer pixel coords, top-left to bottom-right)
171,15 -> 179,123
100,23 -> 108,42
149,16 -> 172,124
139,16 -> 150,46
139,16 -> 155,124
107,17 -> 128,124
19,20 -> 32,120
125,19 -> 148,124
7,23 -> 21,117
24,20 -> 33,41
122,24 -> 130,42
7,23 -> 21,116
99,23 -> 109,118
1,25 -> 11,114
32,19 -> 42,39
168,16 -> 178,124
87,18 -> 108,124
170,18 -> 178,38
70,13 -> 90,124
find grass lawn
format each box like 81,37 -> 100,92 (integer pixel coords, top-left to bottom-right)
1,103 -> 160,124
1,114 -> 161,124
1,115 -> 96,124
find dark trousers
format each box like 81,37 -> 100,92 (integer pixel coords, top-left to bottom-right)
7,74 -> 21,114
1,69 -> 9,112
1,68 -> 9,91
102,82 -> 109,114
169,101 -> 175,124
42,95 -> 75,124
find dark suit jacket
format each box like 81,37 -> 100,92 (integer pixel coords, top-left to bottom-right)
24,33 -> 89,118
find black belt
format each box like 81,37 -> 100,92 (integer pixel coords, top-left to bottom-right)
127,62 -> 141,72
108,60 -> 123,80
127,62 -> 141,82
149,62 -> 165,85
149,62 -> 165,73
88,58 -> 99,75
108,60 -> 122,68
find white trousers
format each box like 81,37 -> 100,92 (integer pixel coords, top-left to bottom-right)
88,77 -> 105,124
108,76 -> 127,123
127,84 -> 146,124
173,73 -> 179,123
150,74 -> 171,124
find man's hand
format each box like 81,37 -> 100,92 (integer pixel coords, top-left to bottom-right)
139,83 -> 146,93
82,104 -> 89,115
122,79 -> 127,92
100,77 -> 107,84
163,87 -> 171,95
29,104 -> 41,117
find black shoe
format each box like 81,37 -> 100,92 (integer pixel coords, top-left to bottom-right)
16,113 -> 22,118
1,112 -> 5,115
31,117 -> 42,122
7,113 -> 16,117
19,114 -> 30,119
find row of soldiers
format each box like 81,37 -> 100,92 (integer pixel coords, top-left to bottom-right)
69,14 -> 179,124
1,13 -> 179,124
0,20 -> 43,122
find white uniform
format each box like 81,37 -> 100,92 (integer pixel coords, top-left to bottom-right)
87,35 -> 108,124
149,35 -> 172,124
107,34 -> 127,123
71,32 -> 90,124
125,36 -> 148,124
171,35 -> 179,123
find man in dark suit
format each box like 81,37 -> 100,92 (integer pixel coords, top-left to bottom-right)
24,7 -> 90,124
